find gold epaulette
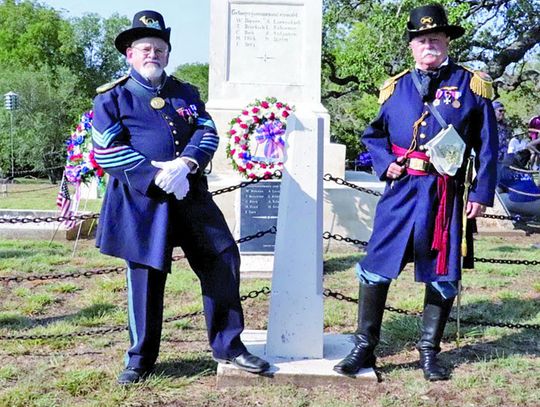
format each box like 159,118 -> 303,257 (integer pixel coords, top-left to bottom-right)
378,69 -> 409,104
462,66 -> 493,99
96,75 -> 129,94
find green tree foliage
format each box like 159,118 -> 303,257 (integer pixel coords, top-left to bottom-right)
0,65 -> 87,175
0,0 -> 129,176
172,63 -> 209,102
322,0 -> 540,158
0,0 -> 76,71
69,12 -> 129,94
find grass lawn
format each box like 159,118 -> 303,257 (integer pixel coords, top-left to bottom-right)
0,180 -> 538,406
0,235 -> 538,407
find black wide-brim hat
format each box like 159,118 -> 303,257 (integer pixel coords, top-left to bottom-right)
407,4 -> 465,41
115,10 -> 171,55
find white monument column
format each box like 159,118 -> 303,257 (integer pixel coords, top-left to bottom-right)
266,111 -> 324,358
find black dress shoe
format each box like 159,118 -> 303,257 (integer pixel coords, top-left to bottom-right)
117,367 -> 149,385
215,351 -> 270,373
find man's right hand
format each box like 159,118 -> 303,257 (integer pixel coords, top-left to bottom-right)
151,158 -> 191,197
386,156 -> 406,180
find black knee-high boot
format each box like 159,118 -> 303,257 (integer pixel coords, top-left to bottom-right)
333,283 -> 389,376
417,285 -> 455,381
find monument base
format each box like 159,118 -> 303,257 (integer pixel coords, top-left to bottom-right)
216,330 -> 378,388
240,255 -> 274,279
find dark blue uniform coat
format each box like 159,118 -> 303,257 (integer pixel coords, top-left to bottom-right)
361,61 -> 498,282
92,70 -> 231,271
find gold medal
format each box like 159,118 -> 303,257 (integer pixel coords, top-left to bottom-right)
452,100 -> 461,108
433,99 -> 440,106
150,97 -> 165,110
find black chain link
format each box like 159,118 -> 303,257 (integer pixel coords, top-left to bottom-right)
210,171 -> 282,196
479,213 -> 522,222
323,231 -> 369,247
5,165 -> 65,177
323,289 -> 539,329
236,226 -> 277,244
473,257 -> 539,266
0,266 -> 126,283
1,185 -> 59,194
0,229 -> 275,285
240,286 -> 271,301
323,173 -> 382,197
0,213 -> 100,225
0,289 -> 271,341
1,286 -> 537,341
323,174 -> 528,223
323,232 -> 536,266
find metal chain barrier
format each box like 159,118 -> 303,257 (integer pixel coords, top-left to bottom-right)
0,213 -> 100,225
323,232 -> 537,267
0,266 -> 126,283
323,173 -> 382,197
5,165 -> 65,178
323,231 -> 368,247
210,171 -> 282,196
1,285 -> 537,341
323,173 -> 527,222
0,229 -> 276,284
1,185 -> 59,194
0,289 -> 268,341
323,288 -> 540,330
473,257 -> 539,266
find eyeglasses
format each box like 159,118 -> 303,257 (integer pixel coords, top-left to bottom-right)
130,46 -> 168,57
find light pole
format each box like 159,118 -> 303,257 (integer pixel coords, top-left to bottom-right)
4,91 -> 19,179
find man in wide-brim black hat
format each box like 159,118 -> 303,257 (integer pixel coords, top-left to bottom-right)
334,3 -> 498,381
91,10 -> 271,385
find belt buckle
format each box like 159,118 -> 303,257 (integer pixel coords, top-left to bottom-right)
408,157 -> 429,172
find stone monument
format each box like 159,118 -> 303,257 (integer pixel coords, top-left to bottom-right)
208,0 -> 376,385
207,0 -> 346,276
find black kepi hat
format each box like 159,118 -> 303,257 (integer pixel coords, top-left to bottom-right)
407,4 -> 465,41
115,10 -> 171,55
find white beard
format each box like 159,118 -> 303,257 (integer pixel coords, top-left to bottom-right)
139,63 -> 164,81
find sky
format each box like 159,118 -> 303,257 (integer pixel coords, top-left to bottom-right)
38,0 -> 210,70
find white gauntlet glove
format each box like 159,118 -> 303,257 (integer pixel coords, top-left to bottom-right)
151,158 -> 191,199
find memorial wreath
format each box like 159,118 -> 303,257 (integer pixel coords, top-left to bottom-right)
226,97 -> 293,179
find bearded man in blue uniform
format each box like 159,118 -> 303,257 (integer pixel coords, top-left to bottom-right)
334,4 -> 497,381
92,10 -> 270,385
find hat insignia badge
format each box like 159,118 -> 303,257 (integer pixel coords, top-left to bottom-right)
420,16 -> 434,28
139,16 -> 161,29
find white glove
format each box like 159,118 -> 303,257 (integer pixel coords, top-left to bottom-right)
152,158 -> 190,194
173,177 -> 190,201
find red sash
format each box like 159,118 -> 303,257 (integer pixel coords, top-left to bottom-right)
391,144 -> 453,275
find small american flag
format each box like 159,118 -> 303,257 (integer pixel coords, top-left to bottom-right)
56,176 -> 75,228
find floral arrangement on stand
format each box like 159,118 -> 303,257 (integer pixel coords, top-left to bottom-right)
57,111 -> 106,220
64,110 -> 105,187
226,97 -> 294,179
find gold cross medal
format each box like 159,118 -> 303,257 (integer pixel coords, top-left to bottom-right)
150,97 -> 165,110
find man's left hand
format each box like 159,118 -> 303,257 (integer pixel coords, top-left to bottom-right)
466,201 -> 486,219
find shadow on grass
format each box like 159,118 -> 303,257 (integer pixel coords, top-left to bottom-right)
375,296 -> 539,376
0,302 -> 119,330
153,354 -> 217,378
323,254 -> 365,275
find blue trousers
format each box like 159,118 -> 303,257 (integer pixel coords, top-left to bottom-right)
357,264 -> 458,299
125,245 -> 247,370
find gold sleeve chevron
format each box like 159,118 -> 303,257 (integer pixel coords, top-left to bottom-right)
378,69 -> 409,104
462,66 -> 493,100
96,75 -> 129,94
